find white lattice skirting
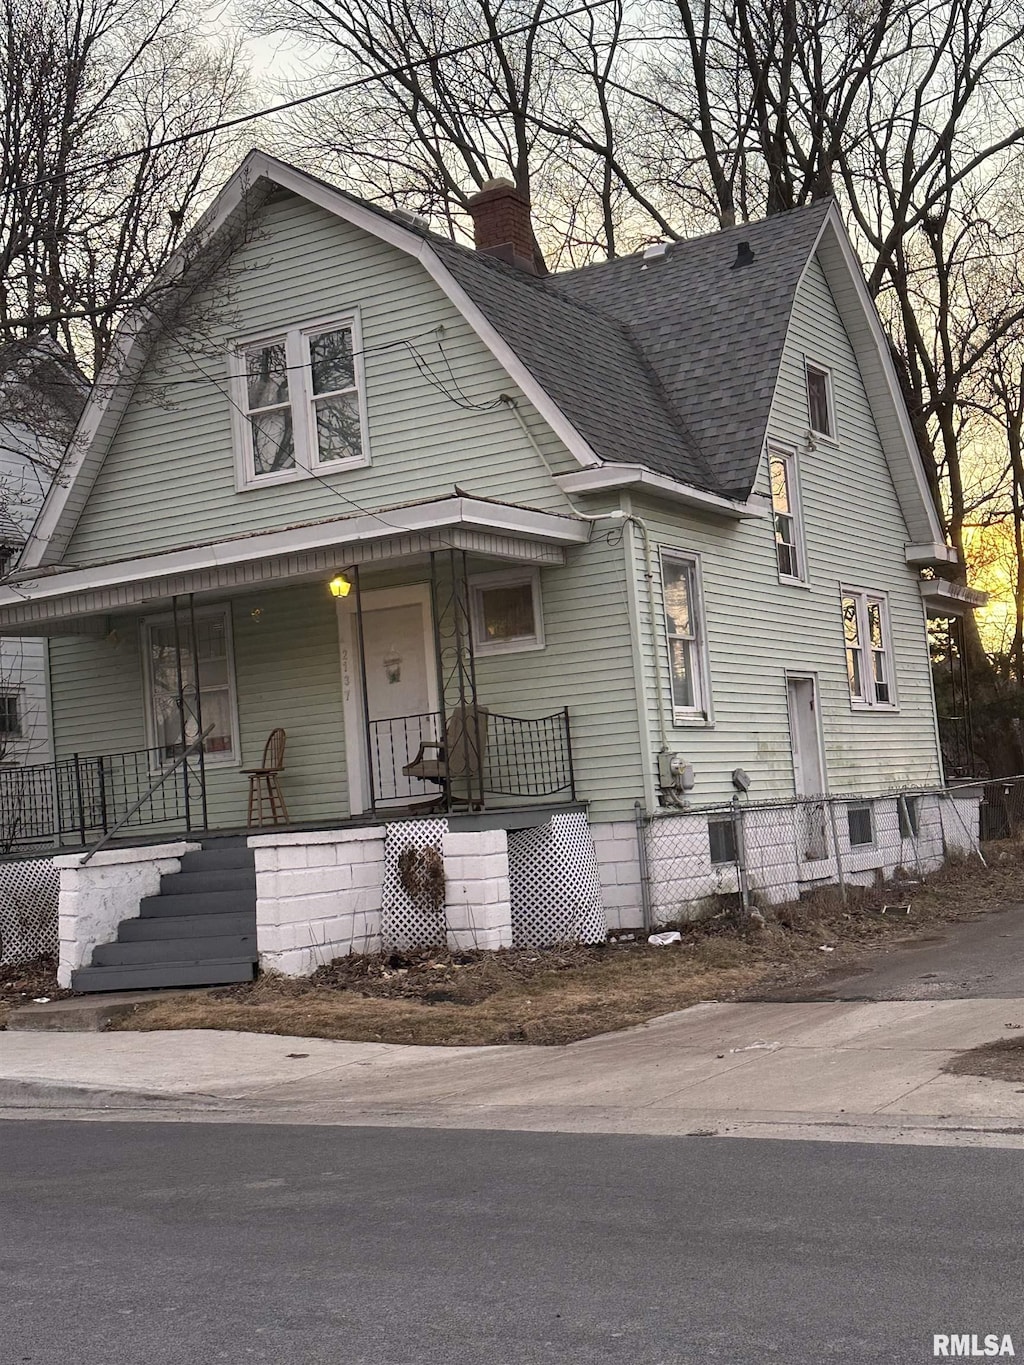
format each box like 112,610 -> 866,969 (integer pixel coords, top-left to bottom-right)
508,812 -> 606,947
0,858 -> 59,965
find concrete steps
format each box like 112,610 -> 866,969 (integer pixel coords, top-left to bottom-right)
71,837 -> 258,993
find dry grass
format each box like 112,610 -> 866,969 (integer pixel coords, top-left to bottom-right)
105,842 -> 1024,1047
943,1035 -> 1024,1083
0,956 -> 69,1029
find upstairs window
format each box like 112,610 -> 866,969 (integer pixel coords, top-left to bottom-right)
769,448 -> 804,581
661,551 -> 710,722
230,315 -> 369,489
841,588 -> 895,709
806,362 -> 834,438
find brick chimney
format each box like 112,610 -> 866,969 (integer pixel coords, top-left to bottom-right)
466,178 -> 544,274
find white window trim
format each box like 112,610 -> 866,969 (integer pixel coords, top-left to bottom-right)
0,688 -> 21,737
228,310 -> 371,492
840,584 -> 898,711
805,358 -> 837,443
767,443 -> 808,585
469,568 -> 545,655
141,603 -> 241,771
660,548 -> 713,727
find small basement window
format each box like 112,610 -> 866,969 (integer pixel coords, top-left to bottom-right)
847,805 -> 874,847
708,816 -> 738,865
898,795 -> 920,839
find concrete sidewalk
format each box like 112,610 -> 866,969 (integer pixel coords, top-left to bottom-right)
2,998 -> 1024,1147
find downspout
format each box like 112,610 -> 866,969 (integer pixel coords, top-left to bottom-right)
502,396 -> 671,803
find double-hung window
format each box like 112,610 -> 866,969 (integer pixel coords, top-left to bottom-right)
231,314 -> 369,489
661,551 -> 710,722
841,588 -> 895,708
0,692 -> 20,736
144,607 -> 239,765
769,448 -> 804,581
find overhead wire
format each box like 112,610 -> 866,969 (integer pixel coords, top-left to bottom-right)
1,0 -> 614,200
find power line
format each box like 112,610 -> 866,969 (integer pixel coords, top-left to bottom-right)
3,0 -> 614,200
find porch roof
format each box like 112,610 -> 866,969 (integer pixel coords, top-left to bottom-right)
0,496 -> 590,636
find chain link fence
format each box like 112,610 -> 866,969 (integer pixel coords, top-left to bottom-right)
640,782 -> 989,927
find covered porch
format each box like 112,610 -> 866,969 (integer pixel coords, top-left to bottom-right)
0,496 -> 591,854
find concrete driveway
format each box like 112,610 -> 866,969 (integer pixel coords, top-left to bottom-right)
761,902 -> 1024,1002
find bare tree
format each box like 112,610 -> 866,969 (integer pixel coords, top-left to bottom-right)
0,0 -> 248,374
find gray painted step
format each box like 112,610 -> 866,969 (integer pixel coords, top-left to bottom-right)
119,912 -> 255,942
91,934 -> 255,967
179,848 -> 255,873
159,868 -> 255,895
139,889 -> 255,917
71,958 -> 255,993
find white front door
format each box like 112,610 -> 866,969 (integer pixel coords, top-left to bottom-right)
339,584 -> 439,813
787,675 -> 828,862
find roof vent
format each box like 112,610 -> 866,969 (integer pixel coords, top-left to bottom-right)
731,240 -> 756,268
393,207 -> 430,231
643,242 -> 669,260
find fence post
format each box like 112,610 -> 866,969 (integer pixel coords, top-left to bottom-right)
634,800 -> 652,932
826,797 -> 848,905
96,756 -> 109,835
731,796 -> 751,915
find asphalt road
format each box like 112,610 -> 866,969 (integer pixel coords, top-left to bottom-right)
2,1121 -> 1022,1364
764,901 -> 1024,1002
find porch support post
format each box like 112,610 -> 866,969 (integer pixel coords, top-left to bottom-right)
170,595 -> 191,832
187,592 -> 208,831
352,564 -> 377,811
430,548 -> 483,812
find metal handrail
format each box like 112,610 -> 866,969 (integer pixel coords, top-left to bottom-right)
80,725 -> 215,864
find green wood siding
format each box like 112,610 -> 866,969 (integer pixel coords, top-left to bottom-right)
49,583 -> 348,829
49,540 -> 644,826
65,193 -> 577,565
627,253 -> 941,803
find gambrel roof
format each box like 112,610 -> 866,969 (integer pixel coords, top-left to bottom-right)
21,151 -> 946,569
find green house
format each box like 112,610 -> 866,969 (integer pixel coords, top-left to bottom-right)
0,153 -> 979,988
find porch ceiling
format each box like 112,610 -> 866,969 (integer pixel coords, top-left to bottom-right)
0,496 -> 589,636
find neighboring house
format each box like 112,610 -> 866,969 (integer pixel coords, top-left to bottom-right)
0,152 -> 984,989
0,338 -> 87,772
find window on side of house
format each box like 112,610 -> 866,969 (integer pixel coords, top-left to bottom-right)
144,608 -> 238,765
469,569 -> 544,655
231,315 -> 368,488
898,794 -> 920,838
841,588 -> 895,709
769,448 -> 803,581
847,804 -> 874,847
0,692 -> 20,736
661,551 -> 709,722
806,362 -> 834,438
708,816 -> 738,865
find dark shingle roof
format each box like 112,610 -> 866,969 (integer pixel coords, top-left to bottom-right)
264,157 -> 832,500
550,203 -> 832,497
429,238 -> 718,491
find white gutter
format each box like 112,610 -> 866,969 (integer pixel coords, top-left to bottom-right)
555,466 -> 766,520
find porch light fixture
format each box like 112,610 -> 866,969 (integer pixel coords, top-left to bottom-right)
328,572 -> 353,598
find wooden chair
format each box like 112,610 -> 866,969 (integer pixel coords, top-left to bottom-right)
244,728 -> 289,827
402,705 -> 489,809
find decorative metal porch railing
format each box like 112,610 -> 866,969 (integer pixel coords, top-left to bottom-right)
0,745 -> 209,854
367,708 -> 576,810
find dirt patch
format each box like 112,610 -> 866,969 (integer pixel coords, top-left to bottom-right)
943,1035 -> 1024,1083
106,843 -> 1024,1046
0,956 -> 69,1028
